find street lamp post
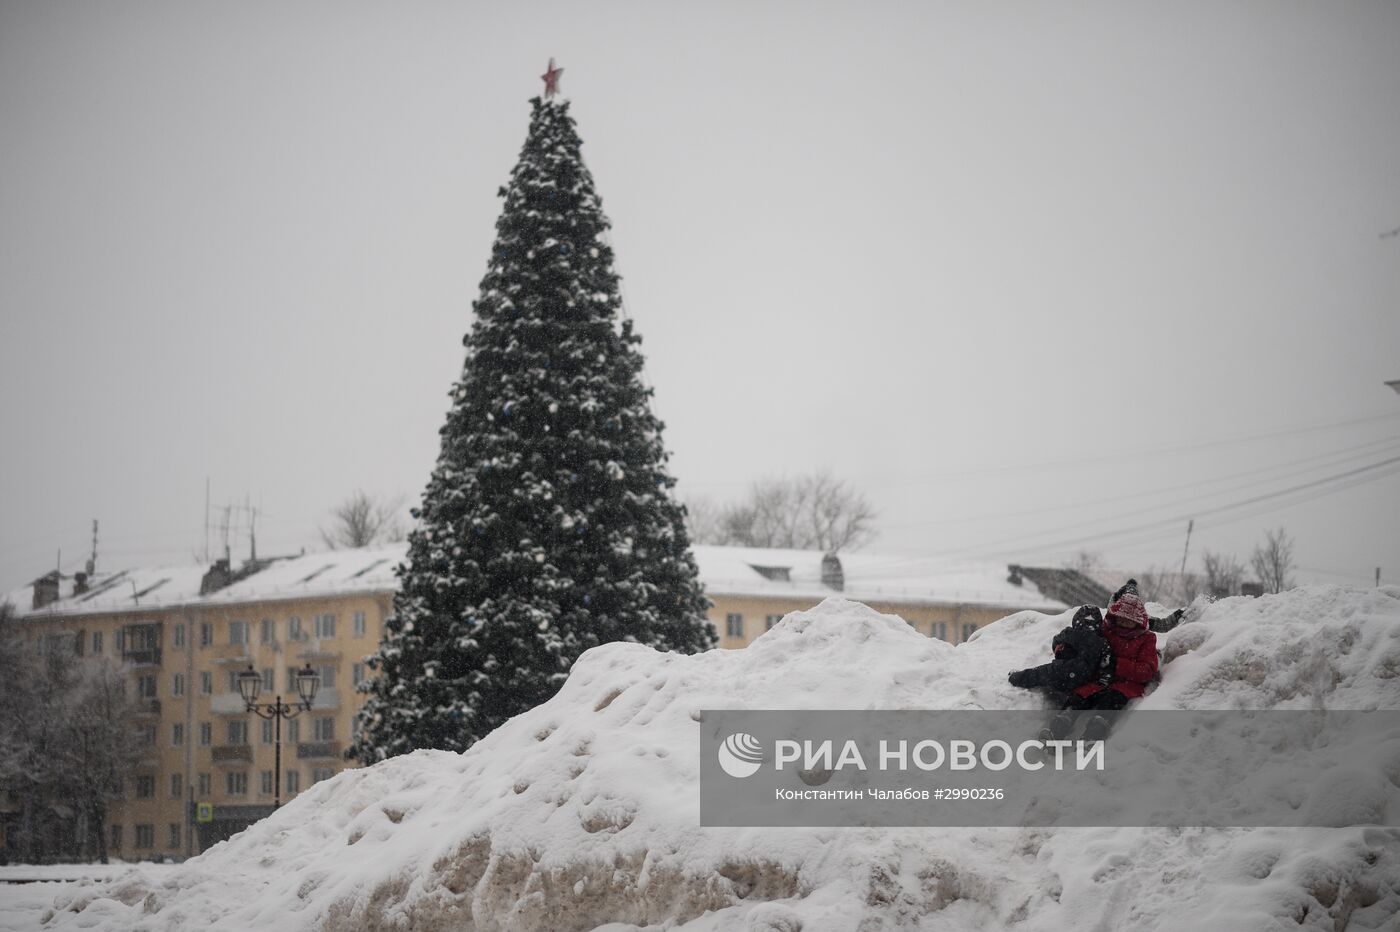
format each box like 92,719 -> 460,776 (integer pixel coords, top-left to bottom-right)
237,663 -> 320,810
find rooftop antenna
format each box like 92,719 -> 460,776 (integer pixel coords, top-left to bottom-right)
88,519 -> 98,575
204,477 -> 211,563
220,504 -> 232,565
245,494 -> 260,564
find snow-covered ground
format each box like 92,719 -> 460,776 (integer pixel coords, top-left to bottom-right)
17,585 -> 1400,930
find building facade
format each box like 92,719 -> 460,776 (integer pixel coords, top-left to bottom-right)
2,543 -> 1062,860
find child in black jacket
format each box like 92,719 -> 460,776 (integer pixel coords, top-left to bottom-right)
1007,604 -> 1113,699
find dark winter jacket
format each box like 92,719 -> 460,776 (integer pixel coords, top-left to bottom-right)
1010,606 -> 1113,694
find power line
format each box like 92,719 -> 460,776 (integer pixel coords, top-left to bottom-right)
882,433 -> 1400,532
968,453 -> 1400,561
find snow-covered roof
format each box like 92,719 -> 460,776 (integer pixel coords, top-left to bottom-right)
693,545 -> 1065,610
2,563 -> 214,619
205,545 -> 405,606
4,543 -> 1061,619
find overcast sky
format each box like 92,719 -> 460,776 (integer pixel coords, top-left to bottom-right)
2,1 -> 1398,594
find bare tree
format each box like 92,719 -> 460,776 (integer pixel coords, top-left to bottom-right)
1065,550 -> 1103,573
1251,527 -> 1296,594
57,659 -> 144,863
1129,565 -> 1203,605
681,496 -> 724,545
694,472 -> 877,552
320,490 -> 408,549
0,613 -> 144,863
1201,550 -> 1245,597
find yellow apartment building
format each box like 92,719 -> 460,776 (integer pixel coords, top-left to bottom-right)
1,543 -> 1063,860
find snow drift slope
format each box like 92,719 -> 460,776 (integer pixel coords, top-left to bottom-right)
38,585 -> 1400,931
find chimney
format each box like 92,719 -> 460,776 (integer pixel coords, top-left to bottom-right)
200,558 -> 233,595
821,552 -> 844,591
73,571 -> 89,596
32,571 -> 61,610
1007,565 -> 1024,587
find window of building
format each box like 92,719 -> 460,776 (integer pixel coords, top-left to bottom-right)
168,823 -> 181,849
140,724 -> 157,747
135,775 -> 155,799
172,623 -> 185,649
260,770 -> 274,795
961,623 -> 977,643
172,673 -> 184,697
312,768 -> 334,784
92,631 -> 103,654
200,672 -> 212,695
261,719 -> 273,745
318,665 -> 336,689
352,663 -> 365,687
110,824 -> 122,849
765,614 -> 782,631
229,620 -> 248,646
286,666 -> 299,691
226,772 -> 247,796
171,723 -> 184,747
226,670 -> 240,693
725,613 -> 744,638
933,622 -> 947,641
135,824 -> 155,849
260,618 -> 275,644
137,674 -> 157,699
313,717 -> 334,741
171,773 -> 182,799
288,616 -> 303,641
200,623 -> 212,647
286,720 -> 299,743
261,668 -> 274,693
353,611 -> 366,637
198,773 -> 211,796
286,770 -> 300,794
199,722 -> 212,746
227,720 -> 247,745
314,614 -> 336,639
115,628 -> 125,652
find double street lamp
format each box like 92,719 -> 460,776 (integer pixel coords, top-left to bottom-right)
237,663 -> 320,810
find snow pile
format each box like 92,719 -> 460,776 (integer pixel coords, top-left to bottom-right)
37,586 -> 1400,931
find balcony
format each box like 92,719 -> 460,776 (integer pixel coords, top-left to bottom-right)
297,742 -> 341,760
122,648 -> 162,667
209,694 -> 250,715
295,638 -> 340,661
132,699 -> 161,717
211,745 -> 253,763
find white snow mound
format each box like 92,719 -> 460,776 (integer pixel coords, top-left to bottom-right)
37,586 -> 1400,931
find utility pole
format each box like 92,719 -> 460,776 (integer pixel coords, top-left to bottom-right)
1178,519 -> 1194,583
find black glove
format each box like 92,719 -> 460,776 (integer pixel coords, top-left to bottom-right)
1008,669 -> 1035,689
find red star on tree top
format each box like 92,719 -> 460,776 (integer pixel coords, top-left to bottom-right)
541,58 -> 563,98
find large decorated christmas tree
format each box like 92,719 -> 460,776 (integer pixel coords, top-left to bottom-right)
350,66 -> 715,762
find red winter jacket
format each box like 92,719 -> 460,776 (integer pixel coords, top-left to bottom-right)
1072,621 -> 1159,700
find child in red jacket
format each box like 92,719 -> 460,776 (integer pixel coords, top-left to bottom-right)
1044,580 -> 1159,742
